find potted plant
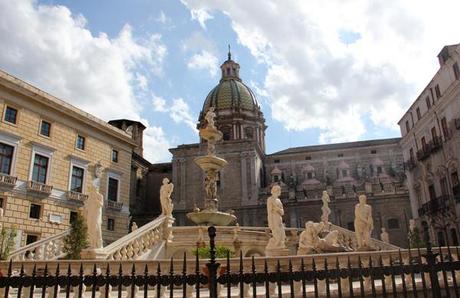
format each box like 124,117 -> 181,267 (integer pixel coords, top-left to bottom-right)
193,246 -> 235,279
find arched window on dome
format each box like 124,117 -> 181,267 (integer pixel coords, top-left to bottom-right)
221,126 -> 232,141
245,127 -> 254,139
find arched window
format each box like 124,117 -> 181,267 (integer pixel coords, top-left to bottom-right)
245,127 -> 254,139
221,126 -> 232,141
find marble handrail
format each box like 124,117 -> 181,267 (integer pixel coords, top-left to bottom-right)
99,215 -> 169,260
8,229 -> 70,261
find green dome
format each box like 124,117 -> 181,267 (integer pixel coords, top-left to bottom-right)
203,79 -> 258,111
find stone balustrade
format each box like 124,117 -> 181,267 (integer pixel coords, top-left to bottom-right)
1,246 -> 457,276
66,191 -> 88,202
98,215 -> 171,260
0,173 -> 17,187
105,199 -> 123,211
8,229 -> 70,261
26,180 -> 53,195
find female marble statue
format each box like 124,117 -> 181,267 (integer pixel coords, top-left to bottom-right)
266,185 -> 286,249
160,178 -> 174,216
321,190 -> 331,223
84,185 -> 103,249
380,227 -> 390,243
205,107 -> 217,129
354,194 -> 374,249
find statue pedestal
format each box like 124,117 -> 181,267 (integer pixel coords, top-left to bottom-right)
80,248 -> 106,260
162,216 -> 175,243
355,245 -> 377,252
265,246 -> 290,257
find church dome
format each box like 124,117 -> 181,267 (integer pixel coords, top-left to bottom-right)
203,79 -> 258,111
201,50 -> 258,112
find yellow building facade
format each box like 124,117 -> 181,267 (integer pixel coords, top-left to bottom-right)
0,69 -> 136,247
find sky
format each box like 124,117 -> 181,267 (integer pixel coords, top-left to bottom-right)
0,0 -> 459,163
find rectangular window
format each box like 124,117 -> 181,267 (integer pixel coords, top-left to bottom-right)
431,127 -> 437,140
0,143 -> 14,175
421,137 -> 427,150
39,121 -> 51,137
441,117 -> 449,139
69,211 -> 78,225
428,184 -> 436,201
409,148 -> 414,160
305,156 -> 311,160
4,106 -> 18,124
440,177 -> 449,195
29,204 -> 41,219
107,218 -> 115,231
112,150 -> 118,163
341,169 -> 347,177
32,154 -> 49,184
405,120 -> 410,133
377,166 -> 383,175
107,177 -> 119,202
454,62 -> 460,80
274,159 -> 280,163
371,150 -> 377,154
435,84 -> 441,99
70,166 -> 84,193
416,107 -> 421,120
426,96 -> 432,109
76,135 -> 85,150
338,153 -> 344,158
307,172 -> 313,179
26,234 -> 38,245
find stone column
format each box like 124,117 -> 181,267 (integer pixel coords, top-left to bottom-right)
179,158 -> 186,205
250,152 -> 258,203
240,152 -> 248,202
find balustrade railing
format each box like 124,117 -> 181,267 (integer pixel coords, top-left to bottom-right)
26,180 -> 53,195
98,215 -> 170,260
0,227 -> 459,298
105,199 -> 123,211
0,173 -> 17,187
66,191 -> 88,202
7,229 -> 70,261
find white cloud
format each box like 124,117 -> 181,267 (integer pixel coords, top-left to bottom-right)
0,0 -> 170,161
143,125 -> 172,163
184,4 -> 214,29
152,96 -> 197,132
187,50 -> 219,77
181,0 -> 460,143
170,98 -> 197,130
152,94 -> 167,112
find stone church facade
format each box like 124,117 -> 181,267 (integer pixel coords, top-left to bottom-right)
153,53 -> 412,247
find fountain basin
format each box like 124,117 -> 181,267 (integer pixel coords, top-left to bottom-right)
194,155 -> 228,172
187,210 -> 237,226
199,127 -> 223,142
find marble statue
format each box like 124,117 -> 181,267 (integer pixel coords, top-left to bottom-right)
409,219 -> 416,233
321,191 -> 331,223
380,227 -> 390,243
84,185 -> 103,249
131,222 -> 138,232
93,161 -> 103,191
204,107 -> 217,129
233,223 -> 241,242
204,171 -> 218,209
0,207 -> 4,218
298,221 -> 345,254
266,185 -> 286,249
160,178 -> 174,217
354,194 -> 374,249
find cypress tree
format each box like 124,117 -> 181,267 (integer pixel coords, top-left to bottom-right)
63,213 -> 89,259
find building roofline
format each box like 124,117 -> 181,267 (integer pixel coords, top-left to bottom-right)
109,119 -> 146,130
269,137 -> 402,156
0,69 -> 137,147
397,43 -> 460,125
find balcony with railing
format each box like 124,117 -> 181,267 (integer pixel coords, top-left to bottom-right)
66,191 -> 88,202
416,136 -> 443,161
417,194 -> 452,217
105,199 -> 123,211
26,180 -> 53,195
0,173 -> 17,187
404,158 -> 417,171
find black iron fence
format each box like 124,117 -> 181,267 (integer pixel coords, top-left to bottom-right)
0,226 -> 459,297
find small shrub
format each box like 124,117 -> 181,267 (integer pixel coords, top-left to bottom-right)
0,226 -> 17,260
63,213 -> 89,259
193,246 -> 235,259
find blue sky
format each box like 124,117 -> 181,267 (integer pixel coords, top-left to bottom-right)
1,0 -> 459,162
